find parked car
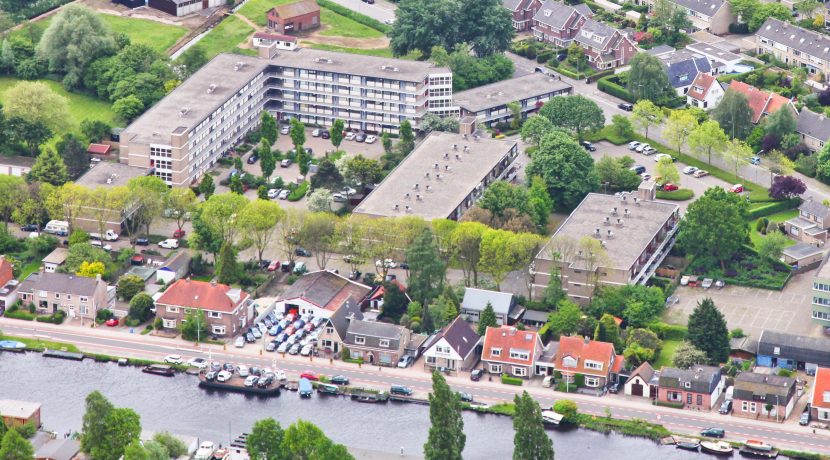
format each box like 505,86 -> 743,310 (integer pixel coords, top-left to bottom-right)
163,355 -> 183,365
719,400 -> 732,414
173,229 -> 186,239
618,102 -> 634,111
245,333 -> 256,343
236,365 -> 250,377
693,169 -> 709,178
470,369 -> 483,381
311,128 -> 322,137
321,130 -> 330,139
280,125 -> 290,135
458,392 -> 473,402
730,184 -> 744,193
641,147 -> 657,155
217,371 -> 232,382
800,407 -> 811,426
105,318 -> 119,327
267,260 -> 280,271
295,247 -> 311,257
330,375 -> 350,385
135,237 -> 150,246
700,428 -> 725,438
653,153 -> 674,163
344,132 -> 356,141
300,344 -> 313,356
278,189 -> 290,200
355,132 -> 367,142
188,358 -> 208,369
749,156 -> 761,165
629,164 -> 646,175
628,141 -> 642,150
365,135 -> 377,144
158,238 -> 179,249
288,343 -> 301,355
20,224 -> 38,232
581,141 -> 596,152
635,143 -> 650,153
235,337 -> 245,348
397,355 -> 414,368
267,188 -> 281,199
277,342 -> 290,353
390,385 -> 413,396
660,183 -> 679,192
682,166 -> 698,175
244,375 -> 259,387
300,371 -> 319,381
265,341 -> 277,352
247,155 -> 259,164
608,383 -> 619,394
251,328 -> 262,339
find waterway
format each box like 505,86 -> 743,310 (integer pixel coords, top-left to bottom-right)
2,352 -> 744,459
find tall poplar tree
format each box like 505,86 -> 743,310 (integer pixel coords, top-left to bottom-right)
687,297 -> 730,364
513,391 -> 554,460
424,371 -> 465,460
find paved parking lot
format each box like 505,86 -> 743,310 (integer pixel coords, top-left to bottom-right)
664,272 -> 821,339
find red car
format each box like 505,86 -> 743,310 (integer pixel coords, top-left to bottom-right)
173,229 -> 186,238
300,371 -> 319,381
730,184 -> 744,193
105,318 -> 119,327
661,183 -> 679,192
268,260 -> 280,271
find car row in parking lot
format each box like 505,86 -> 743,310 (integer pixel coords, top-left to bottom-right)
234,311 -> 325,357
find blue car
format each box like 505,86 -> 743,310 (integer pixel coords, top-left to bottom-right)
269,325 -> 281,336
749,156 -> 761,165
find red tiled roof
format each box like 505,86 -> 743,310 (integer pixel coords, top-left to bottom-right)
156,278 -> 249,313
87,143 -> 111,155
253,32 -> 297,42
812,367 -> 830,409
611,354 -> 625,373
368,279 -> 407,301
728,81 -> 792,124
687,73 -> 716,102
555,336 -> 616,377
765,93 -> 792,117
268,0 -> 319,20
0,257 -> 13,287
481,326 -> 541,366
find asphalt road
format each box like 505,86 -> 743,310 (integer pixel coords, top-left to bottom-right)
4,319 -> 829,455
326,0 -> 395,22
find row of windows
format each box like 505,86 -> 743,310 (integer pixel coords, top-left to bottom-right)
815,282 -> 830,292
814,296 -> 830,306
150,146 -> 172,158
812,310 -> 830,321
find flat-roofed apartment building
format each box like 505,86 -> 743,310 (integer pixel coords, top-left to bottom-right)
353,132 -> 519,220
531,184 -> 680,303
120,45 -> 453,187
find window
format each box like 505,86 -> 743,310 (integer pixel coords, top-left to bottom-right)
684,381 -> 691,388
80,296 -> 88,302
823,391 -> 830,403
563,356 -> 577,368
513,366 -> 527,377
584,361 -> 603,370
208,311 -> 221,319
354,336 -> 365,345
696,395 -> 703,406
66,295 -> 71,300
490,363 -> 502,374
491,347 -> 502,357
379,339 -> 390,348
750,402 -> 757,413
667,391 -> 682,401
509,349 -> 530,361
686,393 -> 692,404
426,356 -> 436,364
212,325 -> 226,335
584,376 -> 599,387
54,293 -> 60,299
163,318 -> 177,328
167,306 -> 179,313
326,327 -> 334,335
436,345 -> 450,354
350,350 -> 361,359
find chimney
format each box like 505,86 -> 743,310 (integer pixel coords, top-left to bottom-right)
95,273 -> 102,282
584,336 -> 590,344
210,279 -> 217,286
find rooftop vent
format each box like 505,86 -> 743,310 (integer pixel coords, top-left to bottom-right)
393,204 -> 399,211
404,193 -> 410,199
624,208 -> 630,216
453,144 -> 458,150
634,197 -> 640,205
207,84 -> 217,94
416,194 -> 423,201
604,216 -> 611,225
594,228 -> 601,237
413,183 -> 419,190
425,185 -> 432,192
405,205 -> 412,213
434,163 -> 439,170
178,108 -> 190,117
611,207 -> 618,215
315,57 -> 334,64
436,173 -> 441,180
616,218 -> 624,227
607,230 -> 613,239
424,172 -> 430,178
234,62 -> 246,71
381,65 -> 399,72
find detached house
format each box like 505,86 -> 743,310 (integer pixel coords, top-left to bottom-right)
343,320 -> 411,367
532,0 -> 591,48
155,278 -> 252,337
503,0 -> 543,31
638,0 -> 734,35
797,107 -> 830,152
461,288 -> 523,325
554,336 -> 623,389
784,198 -> 830,246
273,270 -> 372,319
657,365 -> 725,410
572,19 -> 637,70
810,367 -> 830,422
481,325 -> 544,378
686,72 -> 724,109
624,362 -> 659,398
660,50 -> 712,96
266,0 -> 321,35
318,300 -> 363,356
733,372 -> 797,421
422,316 -> 481,373
728,81 -> 794,124
18,270 -> 109,320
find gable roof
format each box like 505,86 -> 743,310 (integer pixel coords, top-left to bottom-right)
159,251 -> 190,273
573,18 -> 616,50
429,316 -> 480,359
664,54 -> 711,89
811,367 -> 830,409
659,365 -> 722,393
686,72 -> 718,101
674,0 -> 726,16
726,81 -> 791,124
758,329 -> 830,366
573,3 -> 593,17
733,372 -> 796,401
281,270 -> 371,312
0,256 -> 13,287
800,198 -> 830,220
155,278 -> 248,313
628,361 -> 656,383
798,107 -> 830,142
502,0 -> 525,12
461,288 -> 514,315
269,0 -> 320,18
758,18 -> 830,63
18,271 -> 104,297
532,0 -> 586,30
42,247 -> 68,265
87,143 -> 111,155
327,300 -> 364,339
344,320 -> 407,348
482,325 -> 541,366
555,335 -> 616,376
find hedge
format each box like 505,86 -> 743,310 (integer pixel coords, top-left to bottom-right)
597,75 -> 634,102
501,374 -> 524,386
288,181 -> 310,201
745,198 -> 801,220
3,310 -> 35,321
35,311 -> 66,324
648,321 -> 688,340
653,400 -> 685,409
551,64 -> 582,80
316,0 -> 391,34
656,189 -> 694,201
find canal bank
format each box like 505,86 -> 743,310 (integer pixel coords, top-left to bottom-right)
1,352 -> 710,460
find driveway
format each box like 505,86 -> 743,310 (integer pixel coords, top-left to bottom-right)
664,271 -> 820,339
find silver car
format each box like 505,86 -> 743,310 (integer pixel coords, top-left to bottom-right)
277,342 -> 290,353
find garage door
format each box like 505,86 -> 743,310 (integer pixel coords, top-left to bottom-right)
631,383 -> 643,397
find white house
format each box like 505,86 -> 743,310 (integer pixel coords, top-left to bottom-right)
422,317 -> 481,372
624,362 -> 658,398
272,270 -> 372,319
461,288 -> 523,325
686,72 -> 725,110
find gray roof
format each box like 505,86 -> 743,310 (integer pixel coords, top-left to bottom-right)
573,3 -> 593,17
757,18 -> 830,63
462,288 -> 515,315
18,271 -> 103,297
274,47 -> 449,82
733,372 -> 796,402
758,329 -> 830,366
326,298 -> 364,339
125,265 -> 155,282
629,361 -> 656,383
686,41 -> 742,64
521,309 -> 550,323
34,439 -> 80,460
454,73 -> 572,113
502,0 -> 524,11
353,132 -> 518,220
800,198 -> 830,220
345,319 -> 407,348
0,155 -> 35,168
659,366 -> 722,393
42,247 -> 68,265
430,316 -> 480,359
160,250 -> 191,273
730,335 -> 759,354
282,270 -> 371,312
663,52 -> 712,89
673,0 -> 726,16
75,160 -> 151,187
574,18 -> 616,50
798,107 -> 830,142
646,45 -> 675,56
533,0 -> 584,29
782,242 -> 824,260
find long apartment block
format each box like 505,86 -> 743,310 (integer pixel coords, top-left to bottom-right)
119,44 -> 453,187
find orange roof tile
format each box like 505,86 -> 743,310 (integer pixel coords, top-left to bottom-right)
765,93 -> 792,117
155,278 -> 249,313
812,367 -> 830,409
687,73 -> 717,102
729,81 -> 769,124
0,257 -> 12,287
482,326 -> 541,366
555,336 -> 616,377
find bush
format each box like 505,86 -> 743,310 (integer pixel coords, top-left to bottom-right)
573,373 -> 585,387
288,181 -> 309,201
316,0 -> 391,32
96,309 -> 114,322
648,322 -> 688,340
4,309 -> 35,321
777,368 -> 794,377
730,328 -> 746,339
653,400 -> 685,409
556,381 -> 578,392
35,311 -> 66,324
501,374 -> 524,386
656,189 -> 694,201
597,75 -> 634,102
553,399 -> 578,423
745,198 -> 801,220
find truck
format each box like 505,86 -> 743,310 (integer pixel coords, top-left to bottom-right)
43,220 -> 69,236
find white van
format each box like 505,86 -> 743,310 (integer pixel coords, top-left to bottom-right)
293,261 -> 306,275
44,220 -> 69,236
90,230 -> 119,241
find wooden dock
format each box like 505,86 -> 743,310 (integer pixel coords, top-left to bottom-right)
42,349 -> 84,361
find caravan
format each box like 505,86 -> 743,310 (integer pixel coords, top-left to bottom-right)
44,220 -> 69,236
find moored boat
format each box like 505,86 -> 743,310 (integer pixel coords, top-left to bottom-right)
317,383 -> 339,395
142,364 -> 175,376
299,378 -> 313,398
198,373 -> 280,396
740,446 -> 779,458
676,441 -> 700,451
541,411 -> 564,426
744,440 -> 773,452
701,441 -> 734,455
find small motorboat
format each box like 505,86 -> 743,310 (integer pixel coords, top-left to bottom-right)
299,378 -> 313,398
701,441 -> 734,455
142,364 -> 175,376
541,411 -> 564,426
676,440 -> 700,451
744,440 -> 773,452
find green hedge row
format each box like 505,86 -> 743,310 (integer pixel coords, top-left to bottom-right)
4,310 -> 34,321
317,0 -> 392,34
648,321 -> 688,340
746,198 -> 801,220
501,374 -> 524,386
35,311 -> 66,324
656,189 -> 695,201
653,400 -> 685,409
550,64 -> 582,80
597,75 -> 635,102
288,181 -> 310,201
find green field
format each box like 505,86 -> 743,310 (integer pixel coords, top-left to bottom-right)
749,209 -> 799,249
238,0 -> 297,27
318,10 -> 384,38
99,14 -> 188,54
0,77 -> 118,131
653,339 -> 682,369
308,42 -> 393,57
190,15 -> 255,60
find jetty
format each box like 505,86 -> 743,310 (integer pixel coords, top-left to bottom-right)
42,349 -> 84,361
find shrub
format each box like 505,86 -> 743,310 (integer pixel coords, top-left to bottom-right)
653,400 -> 684,409
316,0 -> 391,33
35,311 -> 66,324
656,189 -> 694,201
288,181 -> 309,201
597,75 -> 634,102
5,309 -> 35,321
777,368 -> 794,377
745,198 -> 801,220
573,373 -> 585,387
553,399 -> 578,423
556,381 -> 578,392
648,321 -> 688,340
730,328 -> 746,339
501,374 -> 524,386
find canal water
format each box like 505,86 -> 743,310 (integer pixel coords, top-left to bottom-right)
2,352 -> 733,459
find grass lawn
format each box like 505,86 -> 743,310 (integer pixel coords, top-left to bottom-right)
98,14 -> 187,54
318,9 -> 384,38
308,42 -> 393,57
238,0 -> 297,27
191,15 -> 255,60
749,209 -> 799,248
654,339 -> 682,369
0,334 -> 80,352
18,260 -> 42,282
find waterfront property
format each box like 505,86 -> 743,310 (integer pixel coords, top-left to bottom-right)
732,372 -> 796,421
0,399 -> 41,428
785,198 -> 830,246
657,366 -> 725,410
318,300 -> 363,356
481,325 -> 545,378
756,329 -> 830,372
353,132 -> 520,220
119,48 -> 454,186
266,0 -> 321,34
810,367 -> 830,422
18,270 -> 110,321
273,270 -> 372,319
422,316 -> 481,373
756,18 -> 830,82
797,107 -> 830,152
460,288 -> 522,325
343,319 -> 411,366
531,185 -> 680,303
154,278 -> 252,337
554,336 -> 623,389
624,362 -> 658,398
454,73 -> 572,128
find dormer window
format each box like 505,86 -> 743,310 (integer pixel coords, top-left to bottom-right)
355,336 -> 365,345
491,347 -> 502,357
563,356 -> 577,368
684,381 -> 691,388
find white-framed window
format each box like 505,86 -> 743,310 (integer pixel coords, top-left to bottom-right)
489,363 -> 502,374
354,336 -> 365,345
80,296 -> 88,302
163,318 -> 177,328
584,360 -> 603,370
584,376 -> 599,387
436,345 -> 450,354
513,366 -> 527,377
773,346 -> 781,355
491,347 -> 501,357
350,350 -> 361,359
563,356 -> 577,368
426,356 -> 436,364
326,327 -> 334,334
66,294 -> 71,300
208,311 -> 221,319
823,391 -> 830,403
379,339 -> 390,348
212,325 -> 226,335
80,305 -> 87,315
167,306 -> 179,313
54,293 -> 60,299
509,350 -> 530,361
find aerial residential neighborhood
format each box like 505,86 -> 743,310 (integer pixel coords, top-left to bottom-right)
4,0 -> 830,457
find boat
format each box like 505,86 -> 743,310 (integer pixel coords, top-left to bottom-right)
739,446 -> 778,458
299,378 -> 313,398
744,440 -> 773,452
350,391 -> 389,403
193,441 -> 215,460
541,411 -> 564,426
317,383 -> 339,395
142,364 -> 175,376
198,373 -> 280,396
701,441 -> 734,455
676,440 -> 700,451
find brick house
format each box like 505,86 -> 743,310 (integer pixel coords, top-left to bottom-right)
657,366 -> 725,410
554,336 -> 624,389
532,0 -> 591,48
810,367 -> 830,422
154,278 -> 252,337
756,18 -> 830,82
273,270 -> 372,319
0,400 -> 41,428
18,270 -> 110,321
503,0 -> 543,31
0,256 -> 18,311
785,198 -> 830,245
797,107 -> 830,153
636,0 -> 734,35
572,19 -> 638,70
342,320 -> 411,367
481,325 -> 544,378
728,81 -> 795,124
422,316 -> 481,373
686,72 -> 724,109
732,372 -> 797,421
267,0 -> 321,35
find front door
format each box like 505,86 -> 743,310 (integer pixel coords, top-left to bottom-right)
202,0 -> 208,7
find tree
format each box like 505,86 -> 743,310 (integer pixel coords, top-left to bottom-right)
406,228 -> 446,307
797,0 -> 821,18
748,3 -> 791,31
631,100 -> 665,140
547,300 -> 582,338
215,242 -> 240,284
673,341 -> 710,368
678,187 -> 746,266
298,212 -> 339,270
307,189 -> 333,212
664,110 -> 698,155
539,95 -> 604,141
117,274 -> 145,301
610,114 -> 634,139
513,391 -> 554,460
165,188 -> 197,233
724,138 -> 753,177
478,181 -> 530,222
247,418 -> 285,460
687,298 -> 730,364
0,429 -> 33,460
290,117 -> 307,171
80,119 -> 112,144
36,4 -> 114,88
552,399 -> 578,423
81,391 -> 114,455
259,141 -> 276,180
381,132 -> 393,155
655,156 -> 680,185
451,221 -> 487,286
113,95 -> 144,122
626,328 -> 662,351
175,46 -> 208,77
379,281 -> 409,323
229,175 -> 244,194
757,231 -> 788,263
180,309 -> 209,341
260,111 -> 278,145
340,154 -> 382,186
92,407 -> 142,460
627,52 -> 673,102
526,130 -> 599,210
769,175 -> 806,199
594,313 -> 622,352
28,148 -> 69,186
57,134 -> 90,179
3,81 -> 70,133
520,115 -> 554,149
199,174 -> 215,199
239,199 -> 283,264
527,176 -> 554,230
712,89 -> 753,139
0,38 -> 15,75
128,293 -> 155,322
126,176 -> 168,243
123,440 -> 149,460
595,156 -> 642,192
477,302 -> 498,335
424,371 -> 465,460
458,0 -> 514,56
688,120 -> 728,166
78,261 -> 106,278
478,229 -> 542,291
765,107 -> 797,139
5,116 -> 52,155
729,0 -> 760,23
281,420 -> 353,460
151,432 -> 186,458
331,119 -> 345,148
567,43 -> 587,70
0,176 -> 26,230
